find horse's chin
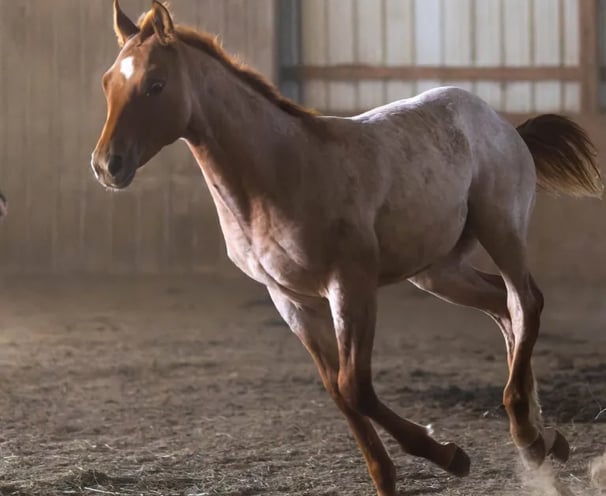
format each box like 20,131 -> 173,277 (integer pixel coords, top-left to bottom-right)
101,169 -> 136,191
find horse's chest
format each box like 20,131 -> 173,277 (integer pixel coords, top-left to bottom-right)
217,208 -> 321,295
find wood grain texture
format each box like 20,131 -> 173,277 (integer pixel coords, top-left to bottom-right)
413,0 -> 441,92
326,0 -> 356,112
384,0 -> 415,101
301,0 -> 328,111
503,0 -> 532,112
0,0 -> 29,272
296,0 -> 589,116
356,0 -> 385,111
283,65 -> 581,82
579,0 -> 599,112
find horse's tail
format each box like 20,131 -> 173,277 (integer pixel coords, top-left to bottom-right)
516,114 -> 603,198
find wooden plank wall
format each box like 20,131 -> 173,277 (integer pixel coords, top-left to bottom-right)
599,0 -> 606,108
300,0 -> 582,115
0,0 -> 276,274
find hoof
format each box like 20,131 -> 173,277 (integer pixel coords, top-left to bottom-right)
519,433 -> 546,469
544,428 -> 570,463
442,443 -> 471,477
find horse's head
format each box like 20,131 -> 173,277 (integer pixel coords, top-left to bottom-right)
91,1 -> 191,190
0,191 -> 6,220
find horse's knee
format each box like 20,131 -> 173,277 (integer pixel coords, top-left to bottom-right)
338,369 -> 378,416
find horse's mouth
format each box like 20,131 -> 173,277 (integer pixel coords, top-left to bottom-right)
102,169 -> 136,191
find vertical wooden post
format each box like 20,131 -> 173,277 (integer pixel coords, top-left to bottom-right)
277,0 -> 301,102
580,0 -> 599,114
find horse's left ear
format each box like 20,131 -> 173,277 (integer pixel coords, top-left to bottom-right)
114,0 -> 139,47
150,1 -> 175,45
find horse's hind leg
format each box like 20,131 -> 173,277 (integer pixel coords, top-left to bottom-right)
410,255 -> 568,463
410,258 -> 514,365
268,288 -> 397,496
468,203 -> 570,466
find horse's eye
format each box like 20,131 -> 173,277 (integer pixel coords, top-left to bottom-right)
145,81 -> 165,97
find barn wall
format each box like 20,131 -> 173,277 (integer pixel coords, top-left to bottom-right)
0,0 -> 276,274
298,0 -> 582,114
599,0 -> 606,108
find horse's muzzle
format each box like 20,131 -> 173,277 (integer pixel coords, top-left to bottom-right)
90,152 -> 136,190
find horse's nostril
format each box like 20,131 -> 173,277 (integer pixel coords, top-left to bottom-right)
107,155 -> 124,176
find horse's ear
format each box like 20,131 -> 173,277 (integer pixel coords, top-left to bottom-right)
150,1 -> 176,45
114,0 -> 139,47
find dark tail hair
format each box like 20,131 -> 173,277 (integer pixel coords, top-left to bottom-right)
517,114 -> 603,198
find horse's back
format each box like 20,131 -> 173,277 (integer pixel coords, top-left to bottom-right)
354,85 -> 536,214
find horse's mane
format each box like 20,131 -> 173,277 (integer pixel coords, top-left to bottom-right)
138,10 -> 318,121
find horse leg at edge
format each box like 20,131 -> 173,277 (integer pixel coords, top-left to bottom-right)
470,209 -> 570,466
267,287 -> 397,496
409,260 -> 569,463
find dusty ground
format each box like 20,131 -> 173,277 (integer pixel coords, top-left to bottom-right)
0,275 -> 604,496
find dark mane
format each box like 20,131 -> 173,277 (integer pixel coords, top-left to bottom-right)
138,11 -> 317,120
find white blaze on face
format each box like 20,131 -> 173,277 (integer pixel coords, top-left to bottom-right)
120,56 -> 135,80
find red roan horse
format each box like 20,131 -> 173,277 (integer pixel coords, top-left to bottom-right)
91,2 -> 603,494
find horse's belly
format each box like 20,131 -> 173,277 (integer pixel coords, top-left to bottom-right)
376,200 -> 468,281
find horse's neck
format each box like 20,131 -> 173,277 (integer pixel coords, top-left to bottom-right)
184,57 -> 306,226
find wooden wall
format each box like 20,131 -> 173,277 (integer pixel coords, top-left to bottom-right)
294,0 -> 586,115
0,0 -> 276,274
599,0 -> 606,108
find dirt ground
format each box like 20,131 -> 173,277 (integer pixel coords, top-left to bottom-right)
0,275 -> 604,496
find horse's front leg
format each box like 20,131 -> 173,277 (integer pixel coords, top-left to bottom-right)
326,265 -> 471,478
267,287 -> 396,496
